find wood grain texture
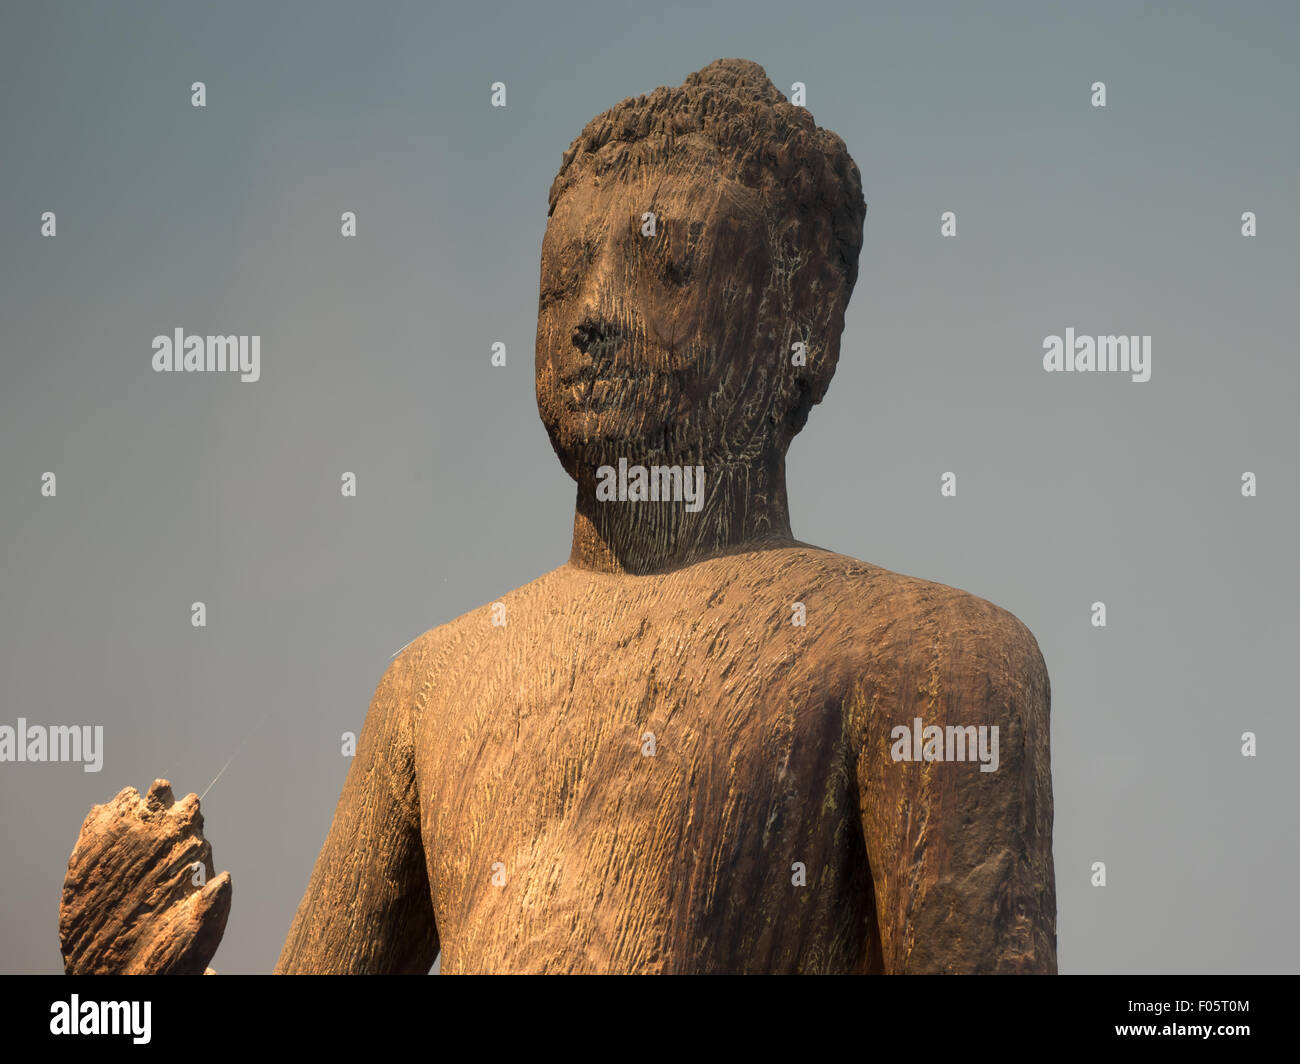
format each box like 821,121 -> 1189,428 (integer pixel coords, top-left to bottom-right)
277,546 -> 1055,974
60,779 -> 230,975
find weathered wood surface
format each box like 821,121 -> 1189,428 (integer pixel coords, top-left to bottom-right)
276,545 -> 1056,974
60,779 -> 230,975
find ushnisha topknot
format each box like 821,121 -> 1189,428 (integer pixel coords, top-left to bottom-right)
547,58 -> 866,290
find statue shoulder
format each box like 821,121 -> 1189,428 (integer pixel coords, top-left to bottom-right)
804,555 -> 1049,705
383,565 -> 571,690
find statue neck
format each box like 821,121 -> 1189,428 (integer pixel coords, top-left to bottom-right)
568,449 -> 794,575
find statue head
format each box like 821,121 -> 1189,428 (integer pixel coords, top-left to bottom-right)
535,59 -> 866,482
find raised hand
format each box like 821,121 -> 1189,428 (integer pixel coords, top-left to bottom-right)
60,779 -> 231,975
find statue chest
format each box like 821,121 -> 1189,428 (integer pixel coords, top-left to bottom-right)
413,622 -> 874,973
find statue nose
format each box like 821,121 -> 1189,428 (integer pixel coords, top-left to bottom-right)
571,229 -> 627,312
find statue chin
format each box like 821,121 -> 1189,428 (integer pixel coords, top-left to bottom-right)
543,401 -> 674,468
551,434 -> 664,485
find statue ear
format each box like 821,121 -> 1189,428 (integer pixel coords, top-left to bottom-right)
774,279 -> 850,446
782,376 -> 816,438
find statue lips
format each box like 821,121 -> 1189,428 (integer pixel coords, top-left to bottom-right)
560,316 -> 654,417
559,316 -> 692,429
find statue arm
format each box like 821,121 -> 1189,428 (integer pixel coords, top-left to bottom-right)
853,595 -> 1057,973
275,649 -> 439,974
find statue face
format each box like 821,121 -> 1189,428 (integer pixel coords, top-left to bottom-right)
535,152 -> 778,477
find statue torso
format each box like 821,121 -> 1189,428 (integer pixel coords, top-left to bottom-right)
411,546 -> 954,973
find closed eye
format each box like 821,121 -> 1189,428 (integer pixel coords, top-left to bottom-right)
664,257 -> 692,285
661,220 -> 705,286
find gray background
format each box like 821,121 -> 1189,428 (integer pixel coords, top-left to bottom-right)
2,0 -> 1296,974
